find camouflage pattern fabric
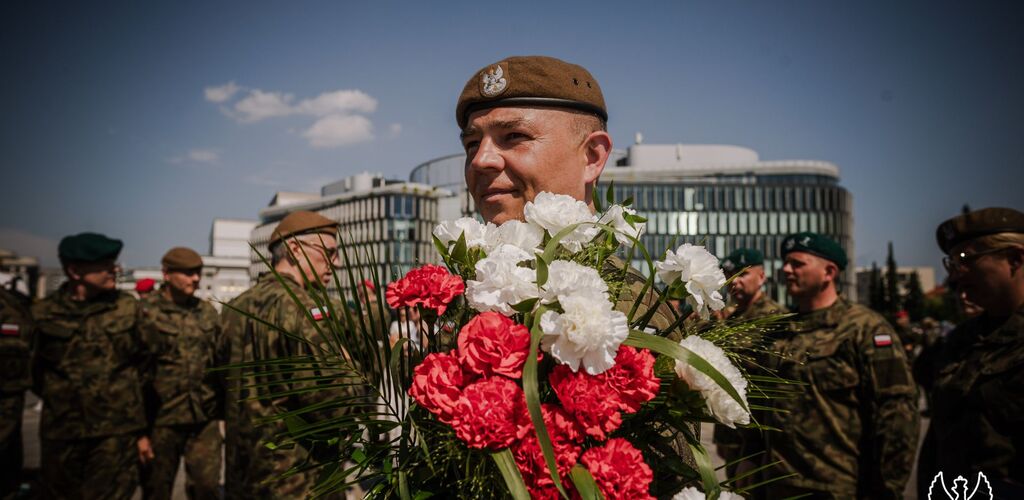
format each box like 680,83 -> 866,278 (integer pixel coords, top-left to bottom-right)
759,298 -> 918,499
917,305 -> 1024,496
0,288 -> 32,500
220,273 -> 359,499
40,434 -> 140,500
141,421 -> 222,500
713,294 -> 783,475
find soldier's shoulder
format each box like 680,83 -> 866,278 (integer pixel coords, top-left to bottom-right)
842,301 -> 892,329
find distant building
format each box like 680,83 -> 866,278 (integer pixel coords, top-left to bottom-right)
0,248 -> 40,298
854,265 -> 937,307
249,172 -> 449,293
411,141 -> 854,304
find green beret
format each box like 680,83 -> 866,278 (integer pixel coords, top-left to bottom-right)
162,247 -> 203,270
456,55 -> 607,129
271,210 -> 339,245
58,232 -> 123,263
781,232 -> 848,270
721,248 -> 764,275
936,207 -> 1024,253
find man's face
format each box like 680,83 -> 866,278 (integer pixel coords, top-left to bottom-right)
288,233 -> 340,286
728,265 -> 765,303
947,240 -> 1017,309
781,252 -> 833,299
68,259 -> 119,291
461,106 -> 607,224
163,268 -> 201,297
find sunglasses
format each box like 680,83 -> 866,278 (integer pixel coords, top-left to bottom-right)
942,247 -> 1007,273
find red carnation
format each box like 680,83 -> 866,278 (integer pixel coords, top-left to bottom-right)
580,438 -> 654,500
513,404 -> 584,498
408,351 -> 472,424
549,365 -> 622,441
451,377 -> 531,450
386,264 -> 464,316
602,346 -> 660,413
457,312 -> 532,379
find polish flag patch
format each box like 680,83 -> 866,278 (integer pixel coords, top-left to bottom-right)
874,334 -> 893,347
1,323 -> 19,336
309,307 -> 329,321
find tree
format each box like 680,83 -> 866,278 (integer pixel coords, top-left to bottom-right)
905,271 -> 925,321
868,261 -> 886,313
885,241 -> 900,316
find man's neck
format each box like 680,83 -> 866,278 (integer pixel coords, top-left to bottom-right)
983,285 -> 1024,318
67,281 -> 96,302
797,286 -> 839,313
735,290 -> 763,312
163,287 -> 194,307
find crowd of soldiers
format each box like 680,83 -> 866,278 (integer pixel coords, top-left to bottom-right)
2,55 -> 1022,500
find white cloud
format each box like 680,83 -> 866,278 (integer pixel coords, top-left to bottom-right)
296,90 -> 377,116
303,114 -> 374,148
388,123 -> 402,137
232,89 -> 296,123
167,148 -> 221,166
204,82 -> 242,103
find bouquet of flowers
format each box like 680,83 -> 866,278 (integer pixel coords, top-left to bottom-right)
247,190 -> 783,499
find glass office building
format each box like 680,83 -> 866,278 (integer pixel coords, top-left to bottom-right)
412,143 -> 854,303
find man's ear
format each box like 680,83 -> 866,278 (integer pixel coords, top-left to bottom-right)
64,263 -> 81,281
582,130 -> 612,185
1007,246 -> 1024,275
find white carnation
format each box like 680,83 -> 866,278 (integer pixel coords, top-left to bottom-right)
523,192 -> 599,253
539,260 -> 608,304
655,243 -> 726,319
674,336 -> 750,428
672,487 -> 744,500
465,244 -> 538,315
540,294 -> 629,375
598,204 -> 645,247
432,217 -> 496,250
492,219 -> 544,254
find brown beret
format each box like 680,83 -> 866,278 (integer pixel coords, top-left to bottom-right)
162,247 -> 203,269
936,207 -> 1024,253
270,210 -> 339,245
456,55 -> 607,129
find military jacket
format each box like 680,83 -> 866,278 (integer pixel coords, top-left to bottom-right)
221,273 -> 357,498
0,288 -> 33,394
927,305 -> 1024,489
31,288 -> 149,440
139,291 -> 222,427
727,293 -> 783,322
762,298 -> 918,499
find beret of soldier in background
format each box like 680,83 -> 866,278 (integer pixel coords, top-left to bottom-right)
270,210 -> 339,245
135,278 -> 156,294
161,247 -> 203,270
58,232 -> 123,263
455,55 -> 607,129
936,207 -> 1024,253
780,232 -> 848,270
721,248 -> 765,276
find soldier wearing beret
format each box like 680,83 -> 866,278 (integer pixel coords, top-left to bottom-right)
138,247 -> 223,500
915,207 -> 1024,497
0,287 -> 32,499
220,210 -> 361,498
755,232 -> 918,499
712,248 -> 782,477
31,233 -> 152,499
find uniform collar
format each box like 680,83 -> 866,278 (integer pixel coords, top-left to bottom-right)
975,304 -> 1024,346
789,297 -> 849,333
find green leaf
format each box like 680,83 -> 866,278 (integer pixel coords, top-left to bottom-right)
687,441 -> 721,497
623,331 -> 749,413
569,465 -> 604,499
511,297 -> 540,314
490,449 -> 531,500
451,232 -> 468,263
605,181 -> 616,205
536,255 -> 549,288
523,305 -> 570,499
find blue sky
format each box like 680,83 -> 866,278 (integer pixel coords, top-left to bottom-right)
2,1 -> 1021,278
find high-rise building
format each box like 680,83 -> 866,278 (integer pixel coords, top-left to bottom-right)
411,142 -> 854,303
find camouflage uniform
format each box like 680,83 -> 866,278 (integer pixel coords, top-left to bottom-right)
917,305 -> 1024,497
138,291 -> 223,500
759,298 -> 918,499
0,289 -> 32,500
713,293 -> 783,475
220,274 -> 357,499
31,287 -> 149,500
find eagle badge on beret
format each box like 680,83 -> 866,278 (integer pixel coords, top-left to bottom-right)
785,238 -> 796,250
481,65 -> 508,97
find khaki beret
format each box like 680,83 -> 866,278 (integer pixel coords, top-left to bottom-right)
162,247 -> 203,270
781,232 -> 848,271
456,55 -> 607,129
722,248 -> 764,275
936,207 -> 1024,253
58,232 -> 123,263
270,210 -> 339,245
